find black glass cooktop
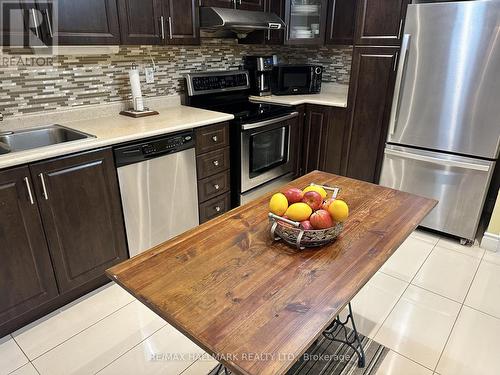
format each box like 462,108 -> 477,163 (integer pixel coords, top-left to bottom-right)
210,101 -> 293,125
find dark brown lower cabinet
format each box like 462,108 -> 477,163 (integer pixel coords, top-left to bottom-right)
30,148 -> 128,293
0,167 -> 58,329
342,46 -> 399,183
300,104 -> 348,176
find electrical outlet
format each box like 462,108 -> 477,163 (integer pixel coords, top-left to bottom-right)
145,67 -> 155,84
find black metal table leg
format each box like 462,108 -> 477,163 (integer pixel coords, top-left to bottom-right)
322,302 -> 366,368
212,363 -> 231,375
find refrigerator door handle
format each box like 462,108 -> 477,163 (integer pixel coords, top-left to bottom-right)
389,34 -> 411,136
384,148 -> 490,172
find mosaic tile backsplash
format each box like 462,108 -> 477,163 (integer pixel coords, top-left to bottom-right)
0,39 -> 352,119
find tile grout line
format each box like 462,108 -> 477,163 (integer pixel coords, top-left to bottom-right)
431,246 -> 486,373
463,303 -> 500,321
371,236 -> 439,340
19,298 -> 136,364
5,334 -> 31,375
93,322 -> 169,374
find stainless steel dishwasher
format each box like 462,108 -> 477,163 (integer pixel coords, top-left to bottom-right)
114,131 -> 199,257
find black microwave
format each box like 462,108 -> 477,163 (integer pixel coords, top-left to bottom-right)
271,65 -> 323,95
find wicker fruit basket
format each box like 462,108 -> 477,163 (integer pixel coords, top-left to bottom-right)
269,184 -> 344,250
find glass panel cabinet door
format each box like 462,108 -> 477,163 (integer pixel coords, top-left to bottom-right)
286,0 -> 327,45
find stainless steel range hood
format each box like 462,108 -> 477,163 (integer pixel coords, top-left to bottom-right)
200,7 -> 286,37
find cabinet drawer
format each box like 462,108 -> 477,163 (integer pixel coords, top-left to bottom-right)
199,193 -> 231,224
195,122 -> 229,154
196,147 -> 230,180
197,170 -> 230,203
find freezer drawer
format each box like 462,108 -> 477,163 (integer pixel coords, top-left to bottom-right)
379,145 -> 495,240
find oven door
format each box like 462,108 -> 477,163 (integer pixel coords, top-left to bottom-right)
274,66 -> 313,95
241,112 -> 299,193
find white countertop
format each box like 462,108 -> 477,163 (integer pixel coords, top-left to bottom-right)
0,98 -> 234,169
249,83 -> 349,108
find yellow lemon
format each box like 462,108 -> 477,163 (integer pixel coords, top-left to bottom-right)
328,199 -> 349,222
303,185 -> 327,200
285,203 -> 313,222
269,193 -> 288,216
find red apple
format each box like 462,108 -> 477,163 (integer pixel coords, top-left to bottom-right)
300,220 -> 314,230
322,198 -> 335,211
310,209 -> 333,229
283,188 -> 304,204
302,191 -> 323,211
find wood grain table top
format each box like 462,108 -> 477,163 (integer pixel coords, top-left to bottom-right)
107,171 -> 437,375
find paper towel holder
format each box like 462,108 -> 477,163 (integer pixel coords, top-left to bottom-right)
120,63 -> 159,118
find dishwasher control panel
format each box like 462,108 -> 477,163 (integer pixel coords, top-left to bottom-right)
114,131 -> 195,167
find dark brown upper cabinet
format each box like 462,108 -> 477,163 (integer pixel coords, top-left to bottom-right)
238,0 -> 265,11
343,46 -> 399,183
326,0 -> 357,45
118,0 -> 199,45
41,0 -> 121,45
239,0 -> 284,45
199,0 -> 235,8
118,0 -> 163,45
164,0 -> 200,44
199,0 -> 264,10
0,166 -> 58,328
30,148 -> 128,293
354,0 -> 410,46
284,0 -> 328,45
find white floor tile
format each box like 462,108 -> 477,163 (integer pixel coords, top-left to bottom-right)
13,283 -> 135,360
380,236 -> 435,282
465,261 -> 500,318
341,272 -> 408,338
9,363 -> 38,375
0,335 -> 28,375
97,324 -> 205,375
436,238 -> 484,259
483,249 -> 500,266
376,350 -> 433,375
32,300 -> 166,375
436,306 -> 500,375
374,285 -> 461,369
411,229 -> 441,246
412,246 -> 480,302
180,358 -> 220,375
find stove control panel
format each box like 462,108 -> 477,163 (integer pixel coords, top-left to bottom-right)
186,71 -> 250,96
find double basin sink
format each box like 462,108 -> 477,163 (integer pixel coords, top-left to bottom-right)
0,125 -> 95,155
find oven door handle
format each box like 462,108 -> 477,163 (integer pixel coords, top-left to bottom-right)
241,112 -> 299,130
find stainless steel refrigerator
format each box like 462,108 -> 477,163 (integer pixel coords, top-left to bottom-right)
379,0 -> 500,242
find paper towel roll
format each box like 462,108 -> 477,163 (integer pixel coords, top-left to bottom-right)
128,66 -> 144,111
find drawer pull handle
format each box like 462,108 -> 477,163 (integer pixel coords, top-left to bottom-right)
215,206 -> 221,212
214,184 -> 220,190
213,160 -> 219,167
212,135 -> 218,142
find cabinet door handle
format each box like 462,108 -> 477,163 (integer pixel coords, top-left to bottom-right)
212,135 -> 218,142
39,173 -> 49,200
213,160 -> 219,167
213,184 -> 220,190
397,19 -> 403,40
160,16 -> 165,39
30,9 -> 40,39
215,206 -> 221,212
44,9 -> 53,38
168,16 -> 173,39
24,177 -> 34,205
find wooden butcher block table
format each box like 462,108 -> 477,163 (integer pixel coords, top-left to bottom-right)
107,171 -> 436,375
